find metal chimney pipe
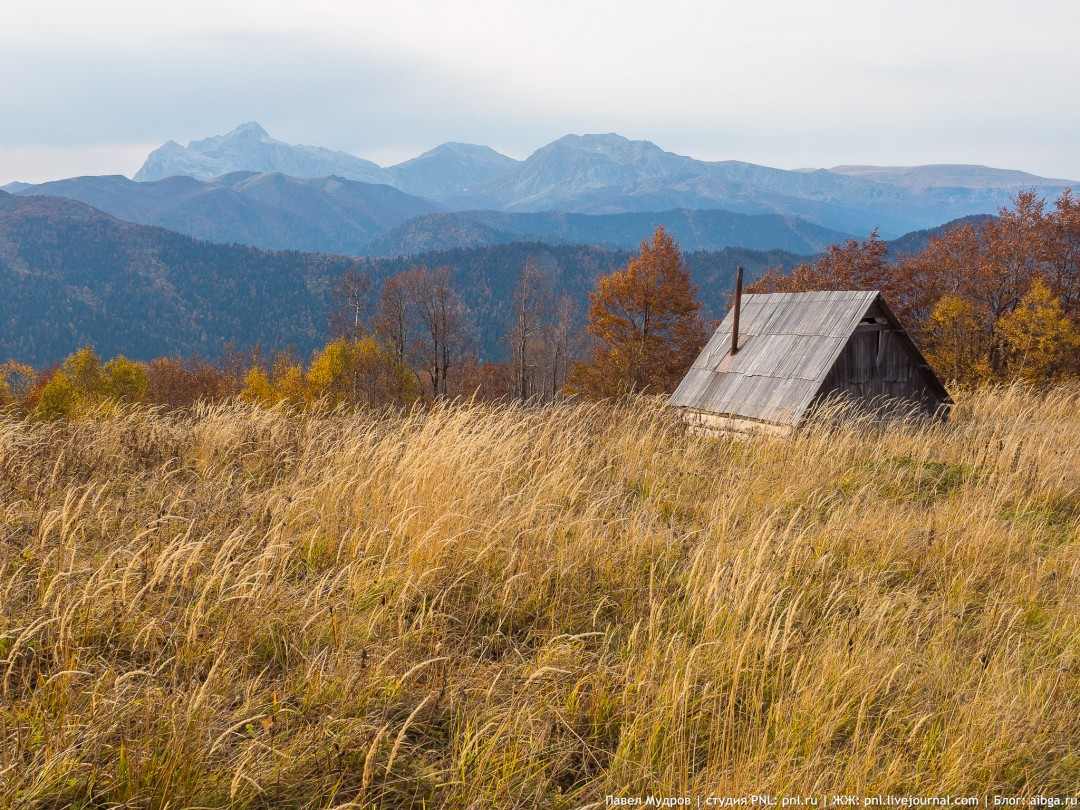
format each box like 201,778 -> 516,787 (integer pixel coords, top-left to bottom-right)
731,266 -> 744,354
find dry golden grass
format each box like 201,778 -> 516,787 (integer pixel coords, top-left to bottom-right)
0,387 -> 1077,808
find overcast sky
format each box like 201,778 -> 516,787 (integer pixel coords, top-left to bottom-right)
2,0 -> 1078,184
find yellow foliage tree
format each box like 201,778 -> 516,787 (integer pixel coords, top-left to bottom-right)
923,295 -> 991,384
36,372 -> 78,420
104,356 -> 148,403
240,339 -> 420,409
998,278 -> 1080,384
240,366 -> 278,406
63,347 -> 108,403
33,348 -> 148,419
306,337 -> 420,408
305,339 -> 354,404
273,361 -> 307,405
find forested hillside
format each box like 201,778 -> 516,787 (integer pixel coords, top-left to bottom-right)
0,192 -> 357,365
0,192 -> 805,366
365,208 -> 848,256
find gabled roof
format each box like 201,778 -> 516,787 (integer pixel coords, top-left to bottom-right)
670,290 -> 947,426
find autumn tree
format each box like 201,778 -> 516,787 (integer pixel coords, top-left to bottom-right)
404,265 -> 473,399
104,356 -> 149,403
537,293 -> 579,401
897,190 -> 1070,380
145,357 -> 235,409
328,268 -> 375,341
922,294 -> 991,383
374,272 -> 413,367
567,226 -> 707,397
36,370 -> 78,420
998,278 -> 1080,384
748,229 -> 908,312
978,191 -> 1048,320
305,337 -> 419,408
507,258 -> 554,402
457,358 -> 515,403
1044,189 -> 1080,319
0,361 -> 38,410
239,365 -> 277,407
31,347 -> 148,419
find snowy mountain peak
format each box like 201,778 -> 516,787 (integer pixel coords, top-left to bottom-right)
135,123 -> 385,183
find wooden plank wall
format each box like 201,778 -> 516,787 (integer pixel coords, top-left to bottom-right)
817,328 -> 946,417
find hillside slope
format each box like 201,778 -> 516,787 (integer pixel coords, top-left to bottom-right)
367,207 -> 849,256
0,192 -> 358,365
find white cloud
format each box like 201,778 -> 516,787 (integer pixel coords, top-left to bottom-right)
1,0 -> 1078,182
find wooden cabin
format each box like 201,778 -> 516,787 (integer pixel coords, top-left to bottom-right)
670,289 -> 951,434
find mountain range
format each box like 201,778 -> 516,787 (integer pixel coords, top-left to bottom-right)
134,123 -> 520,202
116,123 -> 1077,238
9,172 -> 852,257
12,172 -> 439,255
7,124 -> 1074,257
3,123 -> 1074,367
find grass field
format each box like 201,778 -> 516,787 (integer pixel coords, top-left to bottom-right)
1,387 -> 1077,808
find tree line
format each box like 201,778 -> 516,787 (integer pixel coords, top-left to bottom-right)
2,188 -> 1078,419
0,227 -> 702,417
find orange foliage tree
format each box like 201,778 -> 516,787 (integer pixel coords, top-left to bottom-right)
1044,189 -> 1080,319
567,226 -> 707,398
145,357 -> 236,409
747,229 -> 917,316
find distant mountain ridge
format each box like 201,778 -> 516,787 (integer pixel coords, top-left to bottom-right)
828,164 -> 1075,192
125,123 -> 1077,238
134,122 -> 388,184
16,172 -> 439,255
13,175 -> 855,257
388,143 -> 521,200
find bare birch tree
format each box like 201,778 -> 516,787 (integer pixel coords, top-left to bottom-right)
329,268 -> 374,341
405,265 -> 472,399
508,258 -> 554,402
